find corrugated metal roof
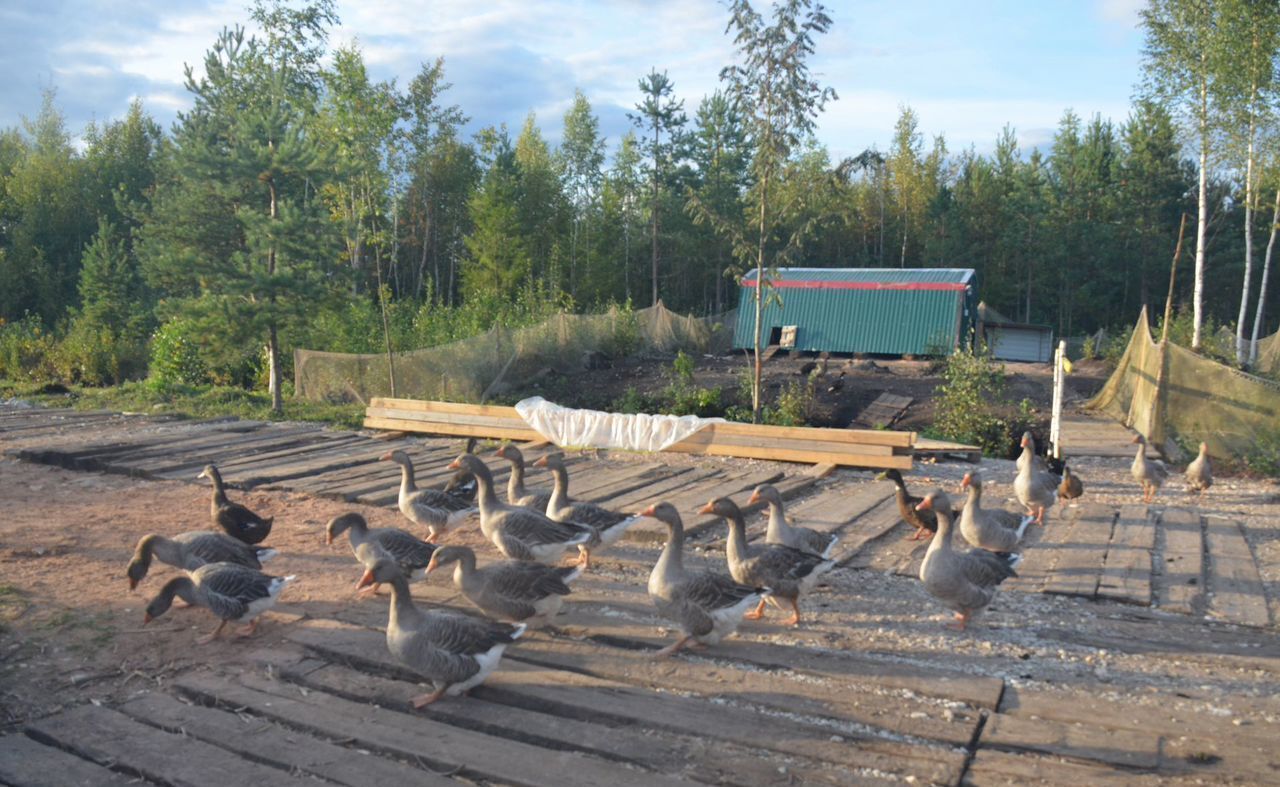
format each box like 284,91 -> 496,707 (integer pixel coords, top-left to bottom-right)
741,267 -> 975,285
733,268 -> 977,355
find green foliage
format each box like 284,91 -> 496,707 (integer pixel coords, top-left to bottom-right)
54,320 -> 148,386
933,346 -> 1033,457
1156,305 -> 1235,364
770,371 -> 819,426
610,386 -> 652,414
1240,427 -> 1280,477
0,317 -> 57,381
148,317 -> 209,386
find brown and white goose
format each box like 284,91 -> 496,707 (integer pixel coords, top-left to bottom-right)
748,483 -> 838,557
197,464 -> 273,545
916,489 -> 1020,631
325,512 -> 436,596
1014,433 -> 1058,524
535,452 -> 641,568
143,562 -> 295,643
127,531 -> 276,590
495,443 -> 552,510
382,450 -> 477,542
1185,442 -> 1213,503
1131,434 -> 1169,503
358,557 -> 525,708
447,454 -> 593,564
427,545 -> 581,626
699,497 -> 834,627
958,472 -> 1032,553
1058,464 -> 1084,501
642,502 -> 767,657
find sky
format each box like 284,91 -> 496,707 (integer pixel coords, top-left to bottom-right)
0,0 -> 1148,161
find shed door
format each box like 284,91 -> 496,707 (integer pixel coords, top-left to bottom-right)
990,328 -> 1051,363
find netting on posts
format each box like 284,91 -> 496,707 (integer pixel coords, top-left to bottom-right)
1085,307 -> 1280,458
294,303 -> 737,405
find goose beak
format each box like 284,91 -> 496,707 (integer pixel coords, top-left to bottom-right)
746,491 -> 761,506
195,470 -> 206,480
447,457 -> 462,470
532,456 -> 548,468
356,569 -> 376,590
380,452 -> 393,461
143,612 -> 153,624
697,500 -> 716,515
637,504 -> 658,518
425,557 -> 439,575
325,533 -> 333,546
961,474 -> 971,489
128,578 -> 138,591
915,497 -> 934,512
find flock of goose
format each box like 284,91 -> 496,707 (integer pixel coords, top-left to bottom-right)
127,430 -> 1214,709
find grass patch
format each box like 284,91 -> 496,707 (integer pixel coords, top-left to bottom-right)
1,379 -> 365,430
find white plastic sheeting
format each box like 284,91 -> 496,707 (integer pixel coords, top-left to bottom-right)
514,396 -> 722,452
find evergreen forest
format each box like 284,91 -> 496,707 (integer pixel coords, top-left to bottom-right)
2,0 -> 1279,411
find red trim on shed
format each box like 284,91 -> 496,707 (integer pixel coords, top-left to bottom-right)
741,279 -> 969,292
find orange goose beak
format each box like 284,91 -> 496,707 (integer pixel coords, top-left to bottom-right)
915,497 -> 934,512
425,557 -> 439,575
637,503 -> 658,518
697,500 -> 716,515
746,491 -> 761,505
356,570 -> 376,589
142,611 -> 153,624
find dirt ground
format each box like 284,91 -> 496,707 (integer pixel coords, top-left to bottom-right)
535,350 -> 1113,441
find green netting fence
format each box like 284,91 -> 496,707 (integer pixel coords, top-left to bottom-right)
1086,307 -> 1280,458
295,303 -> 737,405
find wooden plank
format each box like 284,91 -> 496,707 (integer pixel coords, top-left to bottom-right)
367,405 -> 534,432
25,704 -> 315,786
370,397 -> 525,418
665,439 -> 913,469
1041,503 -> 1118,598
1096,504 -> 1155,605
289,658 -> 963,784
1001,504 -> 1082,593
364,414 -> 542,441
807,461 -> 837,478
1157,508 -> 1204,616
694,419 -> 915,447
284,620 -> 990,742
0,734 -> 138,786
963,749 -> 1166,786
175,671 -> 690,787
286,662 -> 816,786
1203,516 -> 1272,627
980,712 -> 1161,769
665,427 -> 897,456
117,692 -> 455,787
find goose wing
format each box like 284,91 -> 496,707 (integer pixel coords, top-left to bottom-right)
408,488 -> 474,514
192,563 -> 276,620
178,531 -> 263,569
485,562 -> 578,601
960,548 -> 1019,588
499,508 -> 594,548
372,528 -> 436,571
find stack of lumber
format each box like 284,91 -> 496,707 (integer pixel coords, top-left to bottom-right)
363,397 -> 913,470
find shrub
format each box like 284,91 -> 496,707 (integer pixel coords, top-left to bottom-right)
149,317 -> 208,386
54,319 -> 147,386
0,317 -> 58,382
1241,428 -> 1280,478
933,345 -> 1026,456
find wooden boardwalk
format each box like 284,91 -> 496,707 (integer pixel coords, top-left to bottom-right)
1,404 -> 1277,785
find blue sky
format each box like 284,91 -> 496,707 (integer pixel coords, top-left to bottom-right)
0,0 -> 1147,160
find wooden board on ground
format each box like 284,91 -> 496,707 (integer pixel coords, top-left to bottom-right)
1096,504 -> 1155,605
1040,502 -> 1118,598
852,392 -> 912,429
0,733 -> 139,787
1157,508 -> 1204,616
912,436 -> 982,463
26,703 -> 317,786
1203,516 -> 1271,628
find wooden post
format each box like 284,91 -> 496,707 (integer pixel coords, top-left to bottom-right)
1161,214 -> 1187,344
1050,340 -> 1066,459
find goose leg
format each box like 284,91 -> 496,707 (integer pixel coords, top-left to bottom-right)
577,545 -> 592,570
909,526 -> 925,541
196,620 -> 229,644
945,612 -> 969,631
655,635 -> 694,658
236,618 -> 260,638
411,688 -> 446,709
786,598 -> 802,627
744,598 -> 768,620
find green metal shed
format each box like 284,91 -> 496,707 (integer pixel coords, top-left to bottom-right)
732,268 -> 978,355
